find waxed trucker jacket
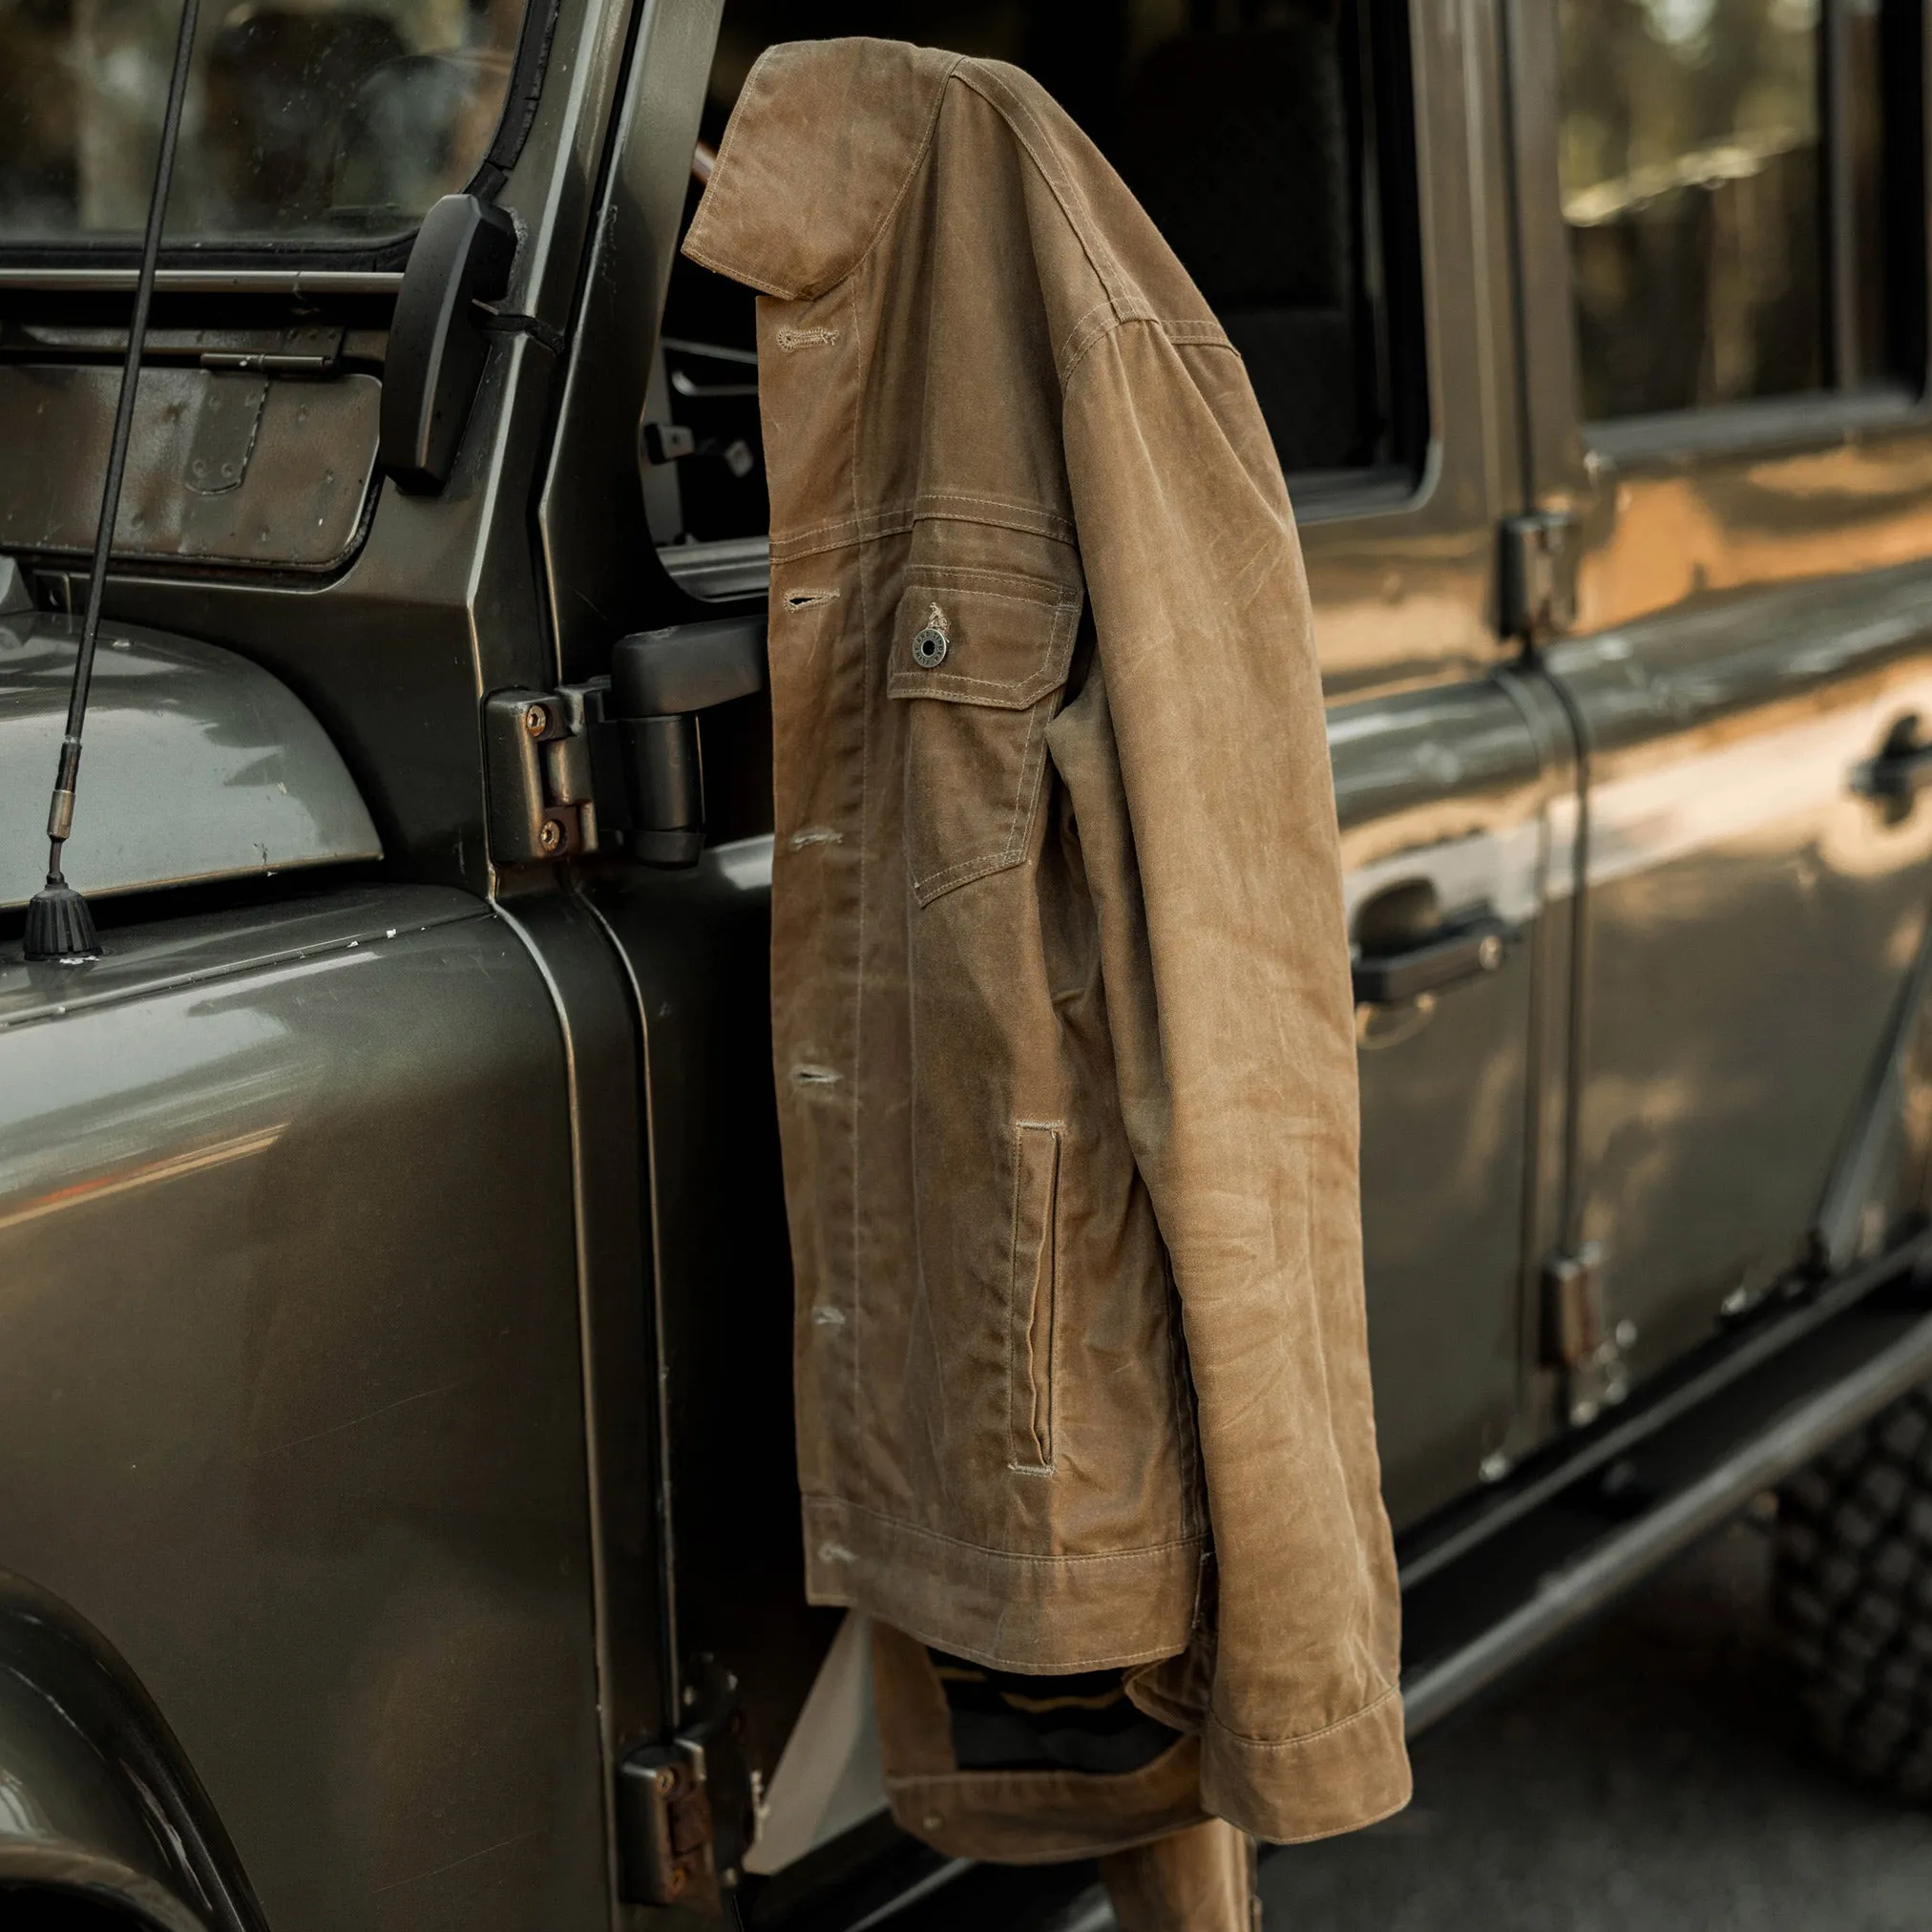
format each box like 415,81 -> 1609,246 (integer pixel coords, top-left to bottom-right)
683,37 -> 1410,1848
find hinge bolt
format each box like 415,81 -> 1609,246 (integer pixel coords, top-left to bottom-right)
523,703 -> 550,738
537,816 -> 565,854
653,1766 -> 678,1796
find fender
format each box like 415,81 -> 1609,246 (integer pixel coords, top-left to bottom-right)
0,1570 -> 262,1932
0,609 -> 381,915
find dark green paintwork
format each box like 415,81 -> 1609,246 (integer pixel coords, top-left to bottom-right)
4,0 -> 1932,1925
0,888 -> 608,1932
0,618 -> 381,913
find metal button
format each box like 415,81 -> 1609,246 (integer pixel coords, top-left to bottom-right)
912,625 -> 949,668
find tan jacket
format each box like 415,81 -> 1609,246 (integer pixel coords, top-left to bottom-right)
683,37 -> 1409,1849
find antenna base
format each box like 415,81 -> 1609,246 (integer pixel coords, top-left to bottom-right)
22,874 -> 101,963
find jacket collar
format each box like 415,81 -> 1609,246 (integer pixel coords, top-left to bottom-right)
682,38 -> 965,301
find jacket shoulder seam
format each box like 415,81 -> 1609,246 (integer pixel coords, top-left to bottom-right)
953,62 -> 1128,315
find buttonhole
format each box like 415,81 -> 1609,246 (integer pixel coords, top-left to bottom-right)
817,1541 -> 856,1564
776,326 -> 841,351
810,1306 -> 847,1326
790,1063 -> 842,1086
785,588 -> 838,609
789,828 -> 843,849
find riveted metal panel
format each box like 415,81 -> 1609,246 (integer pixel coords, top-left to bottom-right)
0,367 -> 378,572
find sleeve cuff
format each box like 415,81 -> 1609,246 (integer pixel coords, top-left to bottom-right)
1199,1687 -> 1413,1844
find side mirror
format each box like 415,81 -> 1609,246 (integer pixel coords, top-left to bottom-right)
379,193 -> 517,492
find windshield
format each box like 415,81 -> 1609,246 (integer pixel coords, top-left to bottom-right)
0,0 -> 525,248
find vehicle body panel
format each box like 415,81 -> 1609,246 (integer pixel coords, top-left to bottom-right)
0,888 -> 607,1932
1546,565 -> 1932,1371
0,619 -> 381,913
1504,0 -> 1932,1386
1334,675 -> 1560,1520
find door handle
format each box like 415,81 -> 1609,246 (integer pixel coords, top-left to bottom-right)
1855,717 -> 1932,805
1352,910 -> 1511,1006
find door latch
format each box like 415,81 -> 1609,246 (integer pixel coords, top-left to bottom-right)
485,618 -> 766,868
1500,510 -> 1578,644
1543,1242 -> 1633,1427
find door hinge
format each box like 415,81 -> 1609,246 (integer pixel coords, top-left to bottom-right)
1542,1242 -> 1633,1427
616,1667 -> 761,1912
484,617 -> 765,870
486,684 -> 601,862
1500,510 -> 1578,645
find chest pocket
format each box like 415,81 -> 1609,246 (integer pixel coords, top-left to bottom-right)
888,566 -> 1082,905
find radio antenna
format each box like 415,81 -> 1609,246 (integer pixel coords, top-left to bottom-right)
23,0 -> 201,962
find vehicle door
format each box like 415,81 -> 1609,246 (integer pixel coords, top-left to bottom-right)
541,0 -> 1577,1884
1506,0 -> 1932,1398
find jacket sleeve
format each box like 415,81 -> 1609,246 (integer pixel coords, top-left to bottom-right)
1050,317 -> 1411,1843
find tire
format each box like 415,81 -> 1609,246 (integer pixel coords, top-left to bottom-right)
1774,1383 -> 1932,1804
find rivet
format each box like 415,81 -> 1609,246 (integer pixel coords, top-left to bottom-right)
654,1766 -> 678,1796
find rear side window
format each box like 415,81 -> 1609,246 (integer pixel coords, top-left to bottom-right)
1107,1 -> 1414,484
1556,0 -> 1921,422
656,0 -> 1423,557
0,0 -> 527,248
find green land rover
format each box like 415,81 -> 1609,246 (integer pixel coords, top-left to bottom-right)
5,2 -> 1932,1928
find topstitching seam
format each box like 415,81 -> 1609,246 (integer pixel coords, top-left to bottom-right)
806,1493 -> 1205,1566
847,271 -> 870,1461
1206,1685 -> 1402,1753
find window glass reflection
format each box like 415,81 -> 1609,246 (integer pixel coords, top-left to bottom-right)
1558,0 -> 1826,419
0,0 -> 525,246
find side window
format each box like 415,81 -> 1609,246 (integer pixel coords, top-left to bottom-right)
1556,0 -> 1919,423
654,1 -> 1423,568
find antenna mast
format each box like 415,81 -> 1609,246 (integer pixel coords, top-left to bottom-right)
23,0 -> 201,962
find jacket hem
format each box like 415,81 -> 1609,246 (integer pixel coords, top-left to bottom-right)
882,1742 -> 1208,1865
804,1495 -> 1203,1671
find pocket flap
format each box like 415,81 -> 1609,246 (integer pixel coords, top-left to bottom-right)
887,568 -> 1082,710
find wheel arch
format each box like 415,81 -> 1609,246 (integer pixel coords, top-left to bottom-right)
0,1568 -> 262,1932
